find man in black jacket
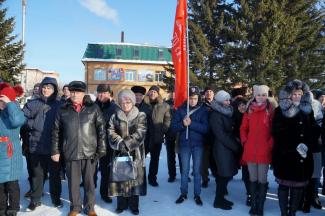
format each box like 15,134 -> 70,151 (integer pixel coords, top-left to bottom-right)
51,81 -> 106,216
95,84 -> 118,204
22,77 -> 63,211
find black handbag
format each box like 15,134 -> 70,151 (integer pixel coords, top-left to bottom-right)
109,152 -> 137,182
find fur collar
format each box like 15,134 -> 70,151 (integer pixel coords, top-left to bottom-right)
116,106 -> 139,122
143,95 -> 164,105
279,89 -> 312,118
210,100 -> 233,117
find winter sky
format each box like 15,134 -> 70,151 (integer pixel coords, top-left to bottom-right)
4,0 -> 176,84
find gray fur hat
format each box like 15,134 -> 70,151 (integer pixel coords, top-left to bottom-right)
279,79 -> 312,117
118,89 -> 136,106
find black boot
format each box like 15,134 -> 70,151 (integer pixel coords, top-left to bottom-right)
289,187 -> 303,216
302,180 -> 312,213
256,182 -> 268,216
278,185 -> 289,216
213,177 -> 232,210
244,179 -> 252,206
175,194 -> 187,204
249,181 -> 258,215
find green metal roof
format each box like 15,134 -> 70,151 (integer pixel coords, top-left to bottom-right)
82,43 -> 172,63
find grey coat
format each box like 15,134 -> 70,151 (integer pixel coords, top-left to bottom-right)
209,103 -> 241,178
107,106 -> 147,197
143,95 -> 171,145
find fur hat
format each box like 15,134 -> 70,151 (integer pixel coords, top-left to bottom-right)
118,89 -> 136,106
189,86 -> 200,96
68,81 -> 87,92
279,80 -> 312,117
253,85 -> 269,97
131,86 -> 146,95
214,90 -> 231,103
149,85 -> 160,93
0,83 -> 24,101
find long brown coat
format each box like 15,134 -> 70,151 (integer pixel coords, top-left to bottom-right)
107,106 -> 147,197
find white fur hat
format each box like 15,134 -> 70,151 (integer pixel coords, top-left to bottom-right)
214,90 -> 231,103
253,85 -> 269,97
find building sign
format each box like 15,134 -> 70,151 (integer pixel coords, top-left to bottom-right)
138,70 -> 154,82
107,67 -> 123,81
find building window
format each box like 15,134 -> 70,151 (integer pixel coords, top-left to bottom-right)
125,70 -> 136,81
116,48 -> 122,58
107,67 -> 123,80
158,49 -> 164,60
94,68 -> 106,80
155,71 -> 165,82
138,70 -> 154,82
133,49 -> 139,59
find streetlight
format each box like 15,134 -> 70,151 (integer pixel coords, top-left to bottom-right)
22,0 -> 27,90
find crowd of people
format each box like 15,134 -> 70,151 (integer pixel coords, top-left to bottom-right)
0,77 -> 324,216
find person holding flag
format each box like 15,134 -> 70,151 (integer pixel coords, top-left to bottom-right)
171,86 -> 209,206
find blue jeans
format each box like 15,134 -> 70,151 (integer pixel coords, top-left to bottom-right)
180,145 -> 203,196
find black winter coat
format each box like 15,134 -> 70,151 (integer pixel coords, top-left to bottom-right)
22,77 -> 61,155
107,106 -> 147,197
51,96 -> 106,161
272,107 -> 319,182
210,106 -> 241,178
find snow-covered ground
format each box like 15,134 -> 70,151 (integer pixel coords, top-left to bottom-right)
17,146 -> 325,216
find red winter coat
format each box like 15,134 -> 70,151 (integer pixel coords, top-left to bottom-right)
240,102 -> 273,164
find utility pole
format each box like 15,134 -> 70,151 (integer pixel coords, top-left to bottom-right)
22,0 -> 27,90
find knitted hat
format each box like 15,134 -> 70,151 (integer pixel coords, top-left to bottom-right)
0,83 -> 24,101
131,86 -> 146,95
68,81 -> 87,92
253,85 -> 269,97
118,89 -> 136,106
214,90 -> 231,103
149,85 -> 160,93
204,86 -> 214,93
97,84 -> 112,94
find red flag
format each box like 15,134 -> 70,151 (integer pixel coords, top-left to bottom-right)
172,0 -> 188,109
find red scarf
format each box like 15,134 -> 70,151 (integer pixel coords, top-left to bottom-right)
72,102 -> 83,113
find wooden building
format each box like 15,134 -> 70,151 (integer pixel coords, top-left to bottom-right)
82,42 -> 172,98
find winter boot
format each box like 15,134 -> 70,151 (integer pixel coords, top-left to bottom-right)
289,187 -> 303,216
301,181 -> 312,213
278,185 -> 289,216
256,182 -> 268,216
213,177 -> 232,210
249,181 -> 258,215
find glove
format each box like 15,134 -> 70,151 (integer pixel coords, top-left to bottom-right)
296,143 -> 308,158
119,141 -> 128,153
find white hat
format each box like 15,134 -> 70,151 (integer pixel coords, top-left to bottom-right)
253,85 -> 269,97
214,90 -> 231,103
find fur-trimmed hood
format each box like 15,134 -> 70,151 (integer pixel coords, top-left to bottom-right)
278,80 -> 312,118
143,95 -> 164,105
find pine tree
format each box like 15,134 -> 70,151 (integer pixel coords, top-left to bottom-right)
229,0 -> 325,91
0,0 -> 24,84
188,0 -> 236,90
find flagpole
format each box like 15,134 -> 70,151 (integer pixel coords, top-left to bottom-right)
185,3 -> 190,140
